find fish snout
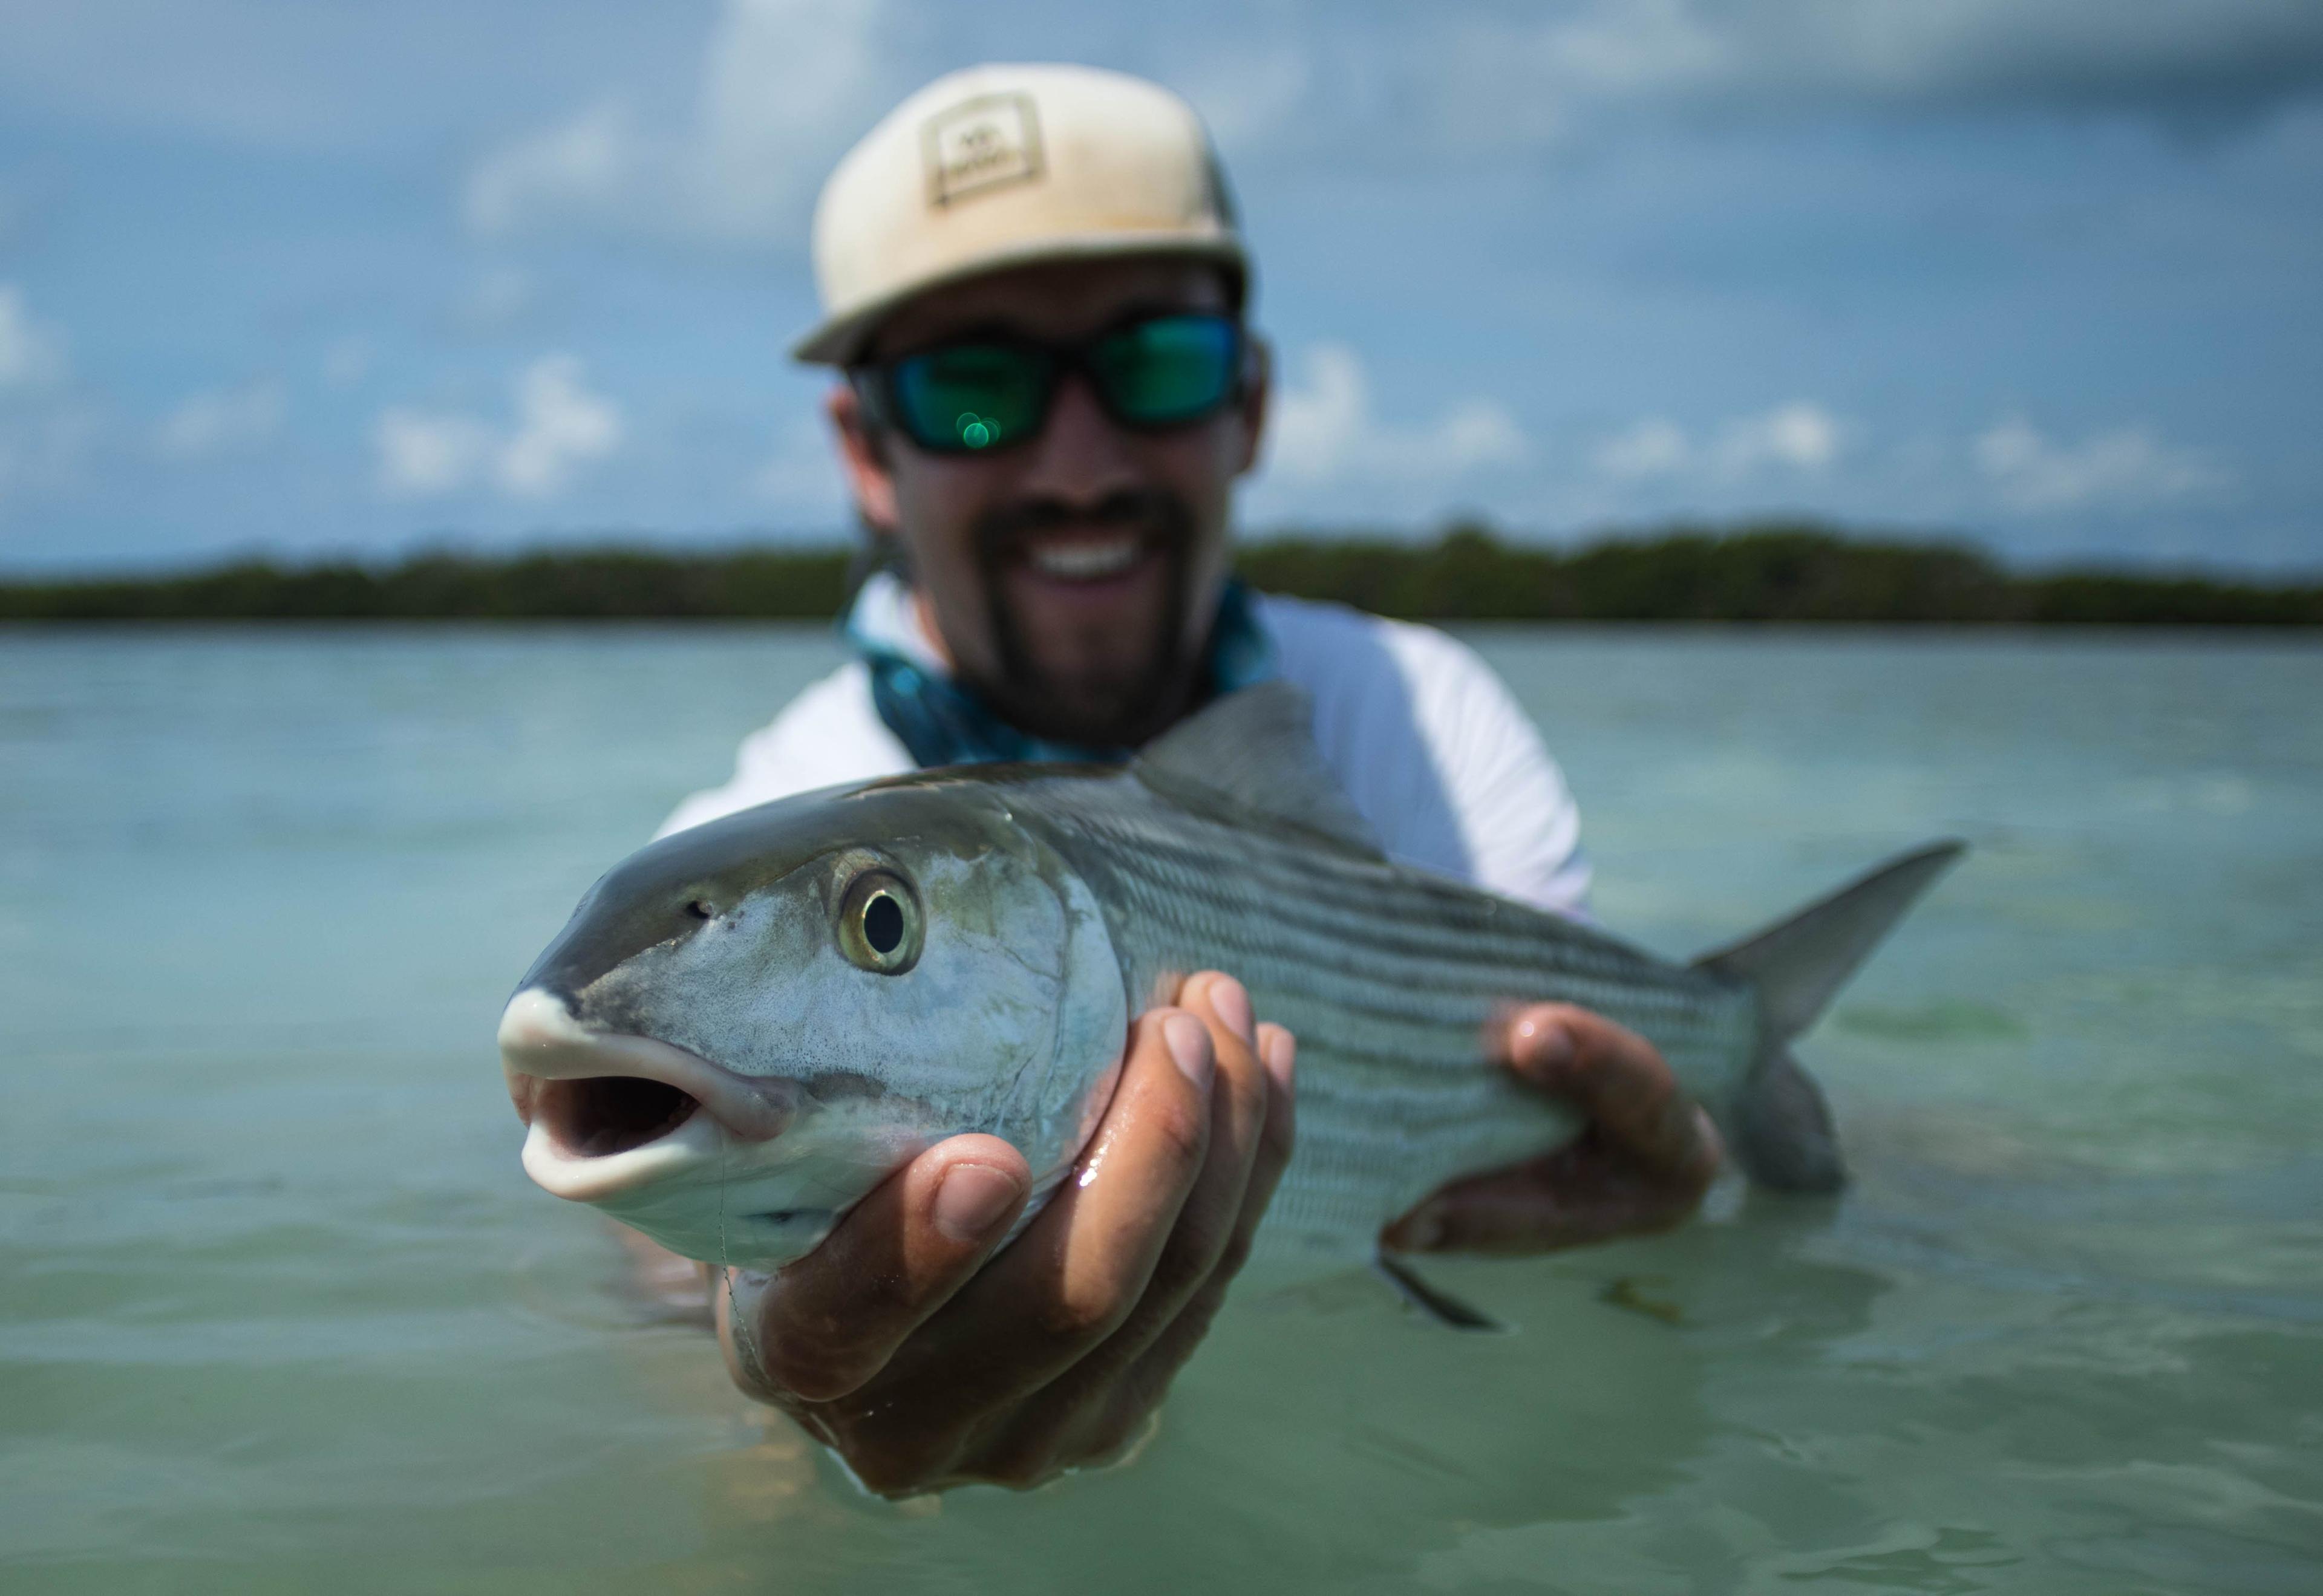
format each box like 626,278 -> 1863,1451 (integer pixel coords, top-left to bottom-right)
497,987 -> 797,1179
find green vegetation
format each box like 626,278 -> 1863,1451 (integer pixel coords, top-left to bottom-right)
2,524 -> 2316,625
0,547 -> 854,623
1237,524 -> 2323,624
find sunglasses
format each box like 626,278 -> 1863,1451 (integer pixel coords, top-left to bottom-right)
854,312 -> 1247,456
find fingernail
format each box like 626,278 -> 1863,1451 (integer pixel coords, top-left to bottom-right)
932,1163 -> 1022,1244
1207,977 -> 1255,1046
1516,1016 -> 1575,1071
1163,1012 -> 1215,1090
1260,1024 -> 1296,1085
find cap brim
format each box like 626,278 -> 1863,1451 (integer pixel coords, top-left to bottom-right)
790,232 -> 1249,366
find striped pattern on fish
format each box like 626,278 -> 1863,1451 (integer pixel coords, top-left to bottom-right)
497,681 -> 1962,1279
1011,770 -> 1759,1265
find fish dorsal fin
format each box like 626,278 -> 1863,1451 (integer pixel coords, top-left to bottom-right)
1135,682 -> 1384,853
1694,839 -> 1967,1044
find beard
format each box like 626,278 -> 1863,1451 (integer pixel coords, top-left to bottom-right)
964,485 -> 1204,749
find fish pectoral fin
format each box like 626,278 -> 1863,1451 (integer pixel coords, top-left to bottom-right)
1373,1252 -> 1508,1334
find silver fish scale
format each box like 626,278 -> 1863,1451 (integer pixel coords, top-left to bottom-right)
1013,774 -> 1761,1265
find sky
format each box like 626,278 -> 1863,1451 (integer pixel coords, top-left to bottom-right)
1,0 -> 2319,574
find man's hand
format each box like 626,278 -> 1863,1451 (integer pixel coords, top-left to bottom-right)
714,972 -> 1295,1496
1380,1005 -> 1722,1256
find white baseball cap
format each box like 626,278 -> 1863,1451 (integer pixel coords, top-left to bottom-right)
792,63 -> 1248,366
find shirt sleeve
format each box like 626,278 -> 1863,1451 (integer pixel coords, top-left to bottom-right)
1379,623 -> 1593,917
654,662 -> 913,839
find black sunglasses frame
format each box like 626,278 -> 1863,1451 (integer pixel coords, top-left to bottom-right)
849,311 -> 1251,457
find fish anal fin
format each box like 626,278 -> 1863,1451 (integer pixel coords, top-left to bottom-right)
1135,682 -> 1384,853
1730,1046 -> 1846,1194
1374,1252 -> 1508,1334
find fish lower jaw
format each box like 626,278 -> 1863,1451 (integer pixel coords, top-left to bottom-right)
521,1116 -> 850,1268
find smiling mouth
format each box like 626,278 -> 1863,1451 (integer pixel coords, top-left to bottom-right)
1023,533 -> 1149,582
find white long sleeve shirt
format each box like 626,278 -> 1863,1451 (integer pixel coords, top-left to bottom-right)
659,588 -> 1590,916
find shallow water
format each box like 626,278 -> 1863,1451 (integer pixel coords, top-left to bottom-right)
3,626 -> 2318,1593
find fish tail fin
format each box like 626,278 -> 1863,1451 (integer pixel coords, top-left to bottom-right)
1693,839 -> 1967,1193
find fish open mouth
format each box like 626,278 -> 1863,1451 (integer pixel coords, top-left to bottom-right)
497,986 -> 798,1186
531,1074 -> 702,1159
497,987 -> 958,1266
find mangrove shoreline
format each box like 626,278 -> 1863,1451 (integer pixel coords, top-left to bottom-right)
2,524 -> 2316,626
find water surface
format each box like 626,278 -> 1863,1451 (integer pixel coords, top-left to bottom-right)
3,627 -> 2318,1592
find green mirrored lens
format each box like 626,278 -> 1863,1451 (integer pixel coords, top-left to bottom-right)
890,345 -> 1048,451
1091,315 -> 1238,425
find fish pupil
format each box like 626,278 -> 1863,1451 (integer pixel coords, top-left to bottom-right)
863,893 -> 904,955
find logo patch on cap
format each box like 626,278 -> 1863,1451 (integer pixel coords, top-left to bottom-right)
923,93 -> 1045,207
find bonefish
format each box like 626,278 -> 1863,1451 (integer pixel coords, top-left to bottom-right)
498,683 -> 1961,1301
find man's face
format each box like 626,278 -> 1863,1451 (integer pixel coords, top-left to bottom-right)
831,256 -> 1267,748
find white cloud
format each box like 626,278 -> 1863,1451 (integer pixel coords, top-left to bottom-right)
1266,342 -> 1528,486
375,409 -> 495,498
156,378 -> 284,461
0,284 -> 68,389
373,354 -> 622,500
1593,417 -> 1691,481
1975,416 -> 2226,512
463,0 -> 892,249
465,100 -> 640,238
1715,400 -> 1841,474
1593,401 -> 1843,482
497,355 -> 622,497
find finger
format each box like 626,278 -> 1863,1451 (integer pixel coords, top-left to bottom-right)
1077,985 -> 1295,1373
1227,1019 -> 1297,1272
1380,1004 -> 1721,1256
1377,1110 -> 1720,1256
1064,1026 -> 1296,1467
1090,1034 -> 1290,1441
873,1003 -> 1216,1413
1131,973 -> 1273,1312
722,1133 -> 1030,1404
1500,1005 -> 1720,1190
970,1000 -> 1299,1488
1255,1021 -> 1296,1099
1016,976 -> 1276,1401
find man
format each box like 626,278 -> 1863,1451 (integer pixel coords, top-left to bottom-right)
664,64 -> 1721,1495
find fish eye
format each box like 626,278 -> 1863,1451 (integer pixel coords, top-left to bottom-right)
838,870 -> 922,975
683,899 -> 715,921
863,893 -> 903,953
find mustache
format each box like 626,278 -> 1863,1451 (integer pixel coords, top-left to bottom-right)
971,487 -> 1194,562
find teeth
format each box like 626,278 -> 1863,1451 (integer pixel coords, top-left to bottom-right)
1029,536 -> 1141,581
